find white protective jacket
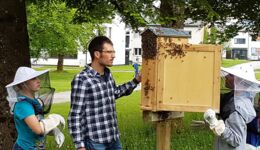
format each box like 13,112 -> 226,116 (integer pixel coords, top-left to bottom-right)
215,92 -> 256,150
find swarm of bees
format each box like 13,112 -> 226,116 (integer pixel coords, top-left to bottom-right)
158,42 -> 190,59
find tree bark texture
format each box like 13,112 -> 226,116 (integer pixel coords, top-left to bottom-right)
160,0 -> 185,28
0,0 -> 31,149
57,54 -> 64,71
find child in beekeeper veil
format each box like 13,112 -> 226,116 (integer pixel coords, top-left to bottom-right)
6,66 -> 65,150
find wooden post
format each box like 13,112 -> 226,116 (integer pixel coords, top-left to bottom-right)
143,111 -> 184,122
143,111 -> 183,150
156,120 -> 172,150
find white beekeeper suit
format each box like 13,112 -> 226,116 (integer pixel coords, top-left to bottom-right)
204,63 -> 260,150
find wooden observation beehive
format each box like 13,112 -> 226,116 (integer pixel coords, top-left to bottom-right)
141,27 -> 221,113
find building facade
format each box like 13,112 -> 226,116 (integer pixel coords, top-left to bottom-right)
228,32 -> 260,60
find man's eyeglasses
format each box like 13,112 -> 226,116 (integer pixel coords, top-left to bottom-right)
101,50 -> 116,54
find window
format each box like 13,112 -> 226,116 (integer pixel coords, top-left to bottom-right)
125,36 -> 130,48
251,48 -> 257,56
125,31 -> 130,48
251,48 -> 260,56
234,38 -> 246,44
188,31 -> 192,38
134,48 -> 142,55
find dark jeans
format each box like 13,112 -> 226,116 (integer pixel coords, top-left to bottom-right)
12,143 -> 24,150
84,138 -> 122,150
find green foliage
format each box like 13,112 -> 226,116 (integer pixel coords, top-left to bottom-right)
187,0 -> 260,42
65,0 -> 157,29
209,26 -> 217,44
158,0 -> 186,28
203,26 -> 217,44
27,1 -> 97,59
65,0 -> 260,41
203,28 -> 209,44
65,0 -> 115,24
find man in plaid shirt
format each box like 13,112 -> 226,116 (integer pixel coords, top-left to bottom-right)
68,36 -> 141,150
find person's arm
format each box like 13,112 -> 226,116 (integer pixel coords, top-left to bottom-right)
25,114 -> 65,136
15,102 -> 44,135
113,72 -> 141,99
68,77 -> 87,149
220,111 -> 246,147
15,100 -> 65,136
24,115 -> 44,135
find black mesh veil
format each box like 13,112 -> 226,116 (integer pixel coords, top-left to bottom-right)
36,72 -> 55,114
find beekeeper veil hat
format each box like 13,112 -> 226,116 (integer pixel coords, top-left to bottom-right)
221,63 -> 260,103
5,67 -> 55,114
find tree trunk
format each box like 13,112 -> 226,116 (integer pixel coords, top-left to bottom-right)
160,0 -> 185,28
0,0 -> 31,149
57,54 -> 64,71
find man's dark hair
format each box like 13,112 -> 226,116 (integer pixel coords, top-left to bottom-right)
88,36 -> 113,60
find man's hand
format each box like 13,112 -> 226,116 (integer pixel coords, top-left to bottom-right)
135,69 -> 142,83
78,148 -> 86,150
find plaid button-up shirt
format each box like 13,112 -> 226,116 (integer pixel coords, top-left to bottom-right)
68,65 -> 138,149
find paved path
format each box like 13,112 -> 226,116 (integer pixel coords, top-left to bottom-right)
53,84 -> 141,103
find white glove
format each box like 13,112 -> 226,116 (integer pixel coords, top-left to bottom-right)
212,120 -> 225,136
204,109 -> 218,129
246,144 -> 257,150
40,114 -> 65,134
49,128 -> 65,148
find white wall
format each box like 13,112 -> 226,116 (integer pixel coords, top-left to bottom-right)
103,15 -> 126,65
184,26 -> 204,44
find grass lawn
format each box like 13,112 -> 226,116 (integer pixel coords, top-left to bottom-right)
221,59 -> 249,67
46,91 -> 214,150
34,65 -> 135,92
